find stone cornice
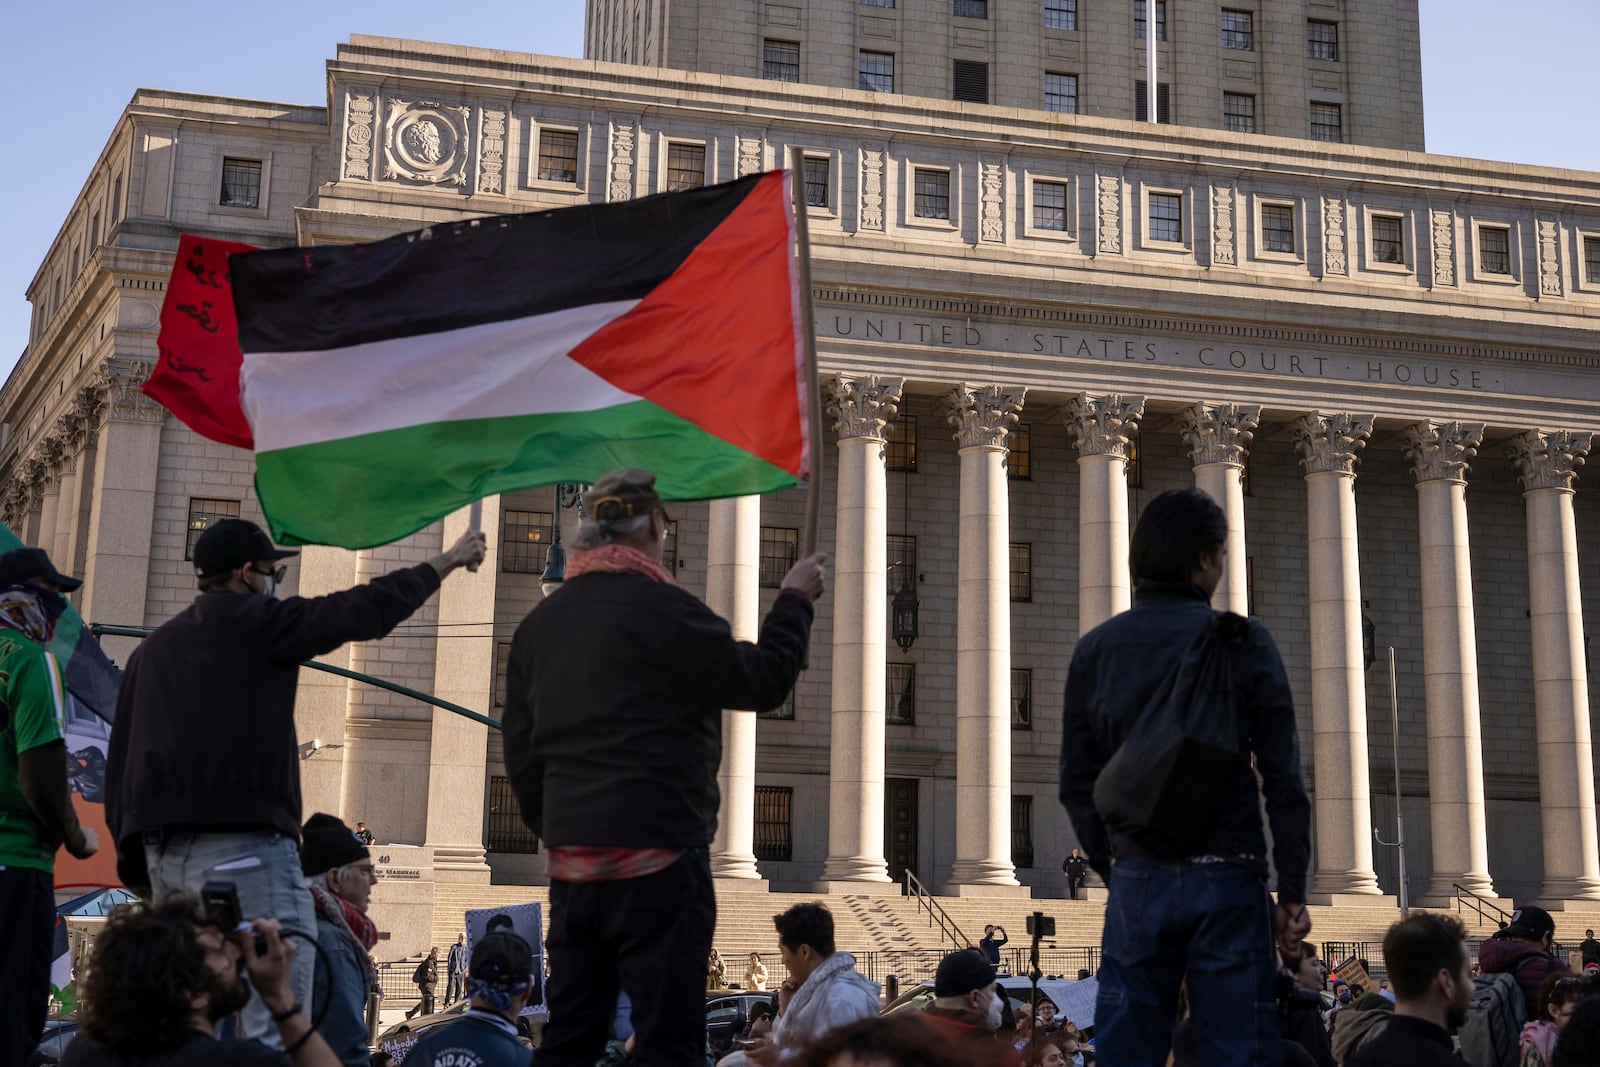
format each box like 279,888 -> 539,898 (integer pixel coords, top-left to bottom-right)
1402,420 -> 1485,483
1179,402 -> 1260,467
1509,429 -> 1592,492
947,384 -> 1025,450
827,375 -> 903,442
1065,393 -> 1144,457
1293,413 -> 1374,475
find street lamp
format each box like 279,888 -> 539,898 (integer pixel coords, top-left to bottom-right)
539,483 -> 585,596
1372,644 -> 1410,919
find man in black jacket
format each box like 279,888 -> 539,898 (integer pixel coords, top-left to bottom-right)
501,469 -> 824,1067
1347,914 -> 1471,1067
1061,488 -> 1313,1066
106,517 -> 485,1049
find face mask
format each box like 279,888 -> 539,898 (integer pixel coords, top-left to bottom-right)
1072,1054 -> 1085,1067
19,581 -> 68,620
1338,991 -> 1352,1004
985,993 -> 1004,1030
251,569 -> 279,599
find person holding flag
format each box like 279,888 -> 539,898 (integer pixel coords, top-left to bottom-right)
105,517 -> 486,1050
0,547 -> 100,1066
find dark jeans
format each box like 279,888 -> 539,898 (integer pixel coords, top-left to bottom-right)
537,848 -> 716,1067
0,866 -> 53,1067
1097,856 -> 1282,1067
445,973 -> 465,1003
406,989 -> 436,1018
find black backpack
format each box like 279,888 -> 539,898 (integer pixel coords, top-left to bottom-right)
1091,612 -> 1250,858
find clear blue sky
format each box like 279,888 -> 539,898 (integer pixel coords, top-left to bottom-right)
5,1 -> 1597,383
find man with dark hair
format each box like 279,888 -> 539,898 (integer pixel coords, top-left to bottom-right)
1061,487 -> 1313,1066
1346,914 -> 1472,1067
403,932 -> 537,1067
724,903 -> 879,1067
1479,905 -> 1571,1018
60,895 -> 342,1066
0,547 -> 99,1066
502,469 -> 824,1067
407,947 -> 440,1019
978,924 -> 1007,966
1579,929 -> 1600,970
106,517 -> 485,1048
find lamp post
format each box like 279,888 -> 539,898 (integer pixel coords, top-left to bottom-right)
538,483 -> 585,596
1372,644 -> 1410,918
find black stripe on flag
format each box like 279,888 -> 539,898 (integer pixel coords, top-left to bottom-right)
230,172 -> 772,354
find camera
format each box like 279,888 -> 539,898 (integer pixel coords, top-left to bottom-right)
1026,913 -> 1056,937
201,881 -> 267,955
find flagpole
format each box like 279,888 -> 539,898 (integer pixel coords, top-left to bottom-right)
466,499 -> 483,572
788,146 -> 826,560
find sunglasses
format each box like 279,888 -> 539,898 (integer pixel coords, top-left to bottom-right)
250,564 -> 288,583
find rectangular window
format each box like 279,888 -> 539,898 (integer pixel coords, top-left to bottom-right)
1011,669 -> 1034,729
955,0 -> 988,16
888,535 -> 917,593
760,690 -> 797,720
1372,214 -> 1405,264
1221,9 -> 1253,50
1262,203 -> 1296,254
1010,542 -> 1033,601
861,0 -> 895,6
887,414 -> 918,471
1148,191 -> 1182,243
1586,236 -> 1600,284
111,175 -> 122,223
536,129 -> 579,183
1310,102 -> 1343,143
501,509 -> 554,574
1223,92 -> 1256,133
1307,20 -> 1339,60
914,168 -> 951,220
803,156 -> 831,207
186,498 -> 241,561
1044,0 -> 1078,30
1012,795 -> 1035,868
754,786 -> 794,861
763,39 -> 800,81
220,157 -> 263,208
1008,422 -> 1033,477
89,213 -> 100,250
1126,428 -> 1144,487
953,59 -> 989,103
1044,72 -> 1079,114
859,50 -> 895,92
887,663 -> 916,724
759,527 -> 800,587
1135,80 -> 1171,123
1479,226 -> 1511,275
663,519 -> 680,570
1134,1 -> 1167,41
492,642 -> 512,708
486,775 -> 539,852
665,143 -> 706,191
1032,180 -> 1069,230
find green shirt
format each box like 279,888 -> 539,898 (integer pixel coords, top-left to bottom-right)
0,627 -> 67,871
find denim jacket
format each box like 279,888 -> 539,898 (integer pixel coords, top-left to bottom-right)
308,883 -> 377,1067
1060,581 -> 1312,901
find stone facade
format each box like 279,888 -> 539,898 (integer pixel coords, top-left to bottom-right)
5,33 -> 1600,945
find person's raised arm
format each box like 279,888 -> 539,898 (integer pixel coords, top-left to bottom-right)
239,920 -> 342,1067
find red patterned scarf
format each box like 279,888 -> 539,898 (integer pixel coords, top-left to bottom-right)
565,543 -> 675,584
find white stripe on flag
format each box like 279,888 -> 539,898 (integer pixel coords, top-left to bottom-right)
42,651 -> 65,725
242,300 -> 643,454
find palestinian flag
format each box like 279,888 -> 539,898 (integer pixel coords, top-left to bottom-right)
229,170 -> 812,549
0,522 -> 119,723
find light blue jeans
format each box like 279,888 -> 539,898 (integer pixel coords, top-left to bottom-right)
144,830 -> 315,1050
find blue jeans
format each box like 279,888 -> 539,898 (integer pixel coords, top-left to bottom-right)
144,830 -> 316,1050
1096,857 -> 1281,1067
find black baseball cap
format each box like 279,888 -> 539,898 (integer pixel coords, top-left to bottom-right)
1505,905 -> 1556,941
192,518 -> 298,578
934,948 -> 996,997
471,931 -> 535,983
0,547 -> 82,591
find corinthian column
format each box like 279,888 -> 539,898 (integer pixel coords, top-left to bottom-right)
818,375 -> 902,888
1179,403 -> 1259,615
1292,413 -> 1382,897
1066,394 -> 1144,632
708,494 -> 764,880
1402,420 -> 1495,900
944,384 -> 1026,892
1509,430 -> 1600,901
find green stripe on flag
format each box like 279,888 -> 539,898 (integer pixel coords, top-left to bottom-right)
254,399 -> 799,549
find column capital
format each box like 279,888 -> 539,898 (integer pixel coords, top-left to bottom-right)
827,375 -> 904,441
1292,413 -> 1374,475
1509,429 -> 1593,492
1065,393 -> 1144,457
71,382 -> 108,438
1178,402 -> 1260,467
95,358 -> 164,425
946,384 -> 1025,449
1402,420 -> 1485,483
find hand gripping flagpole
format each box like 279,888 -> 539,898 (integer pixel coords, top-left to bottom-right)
466,499 -> 483,573
788,146 -> 826,560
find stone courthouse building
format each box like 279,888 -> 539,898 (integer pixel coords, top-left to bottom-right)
6,0 -> 1600,925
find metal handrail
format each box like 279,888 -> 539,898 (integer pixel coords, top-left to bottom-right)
902,869 -> 974,950
89,623 -> 503,730
1453,882 -> 1510,928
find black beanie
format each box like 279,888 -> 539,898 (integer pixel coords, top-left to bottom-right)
301,813 -> 370,877
934,949 -> 996,997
